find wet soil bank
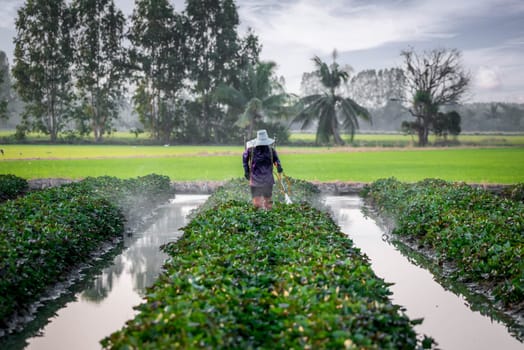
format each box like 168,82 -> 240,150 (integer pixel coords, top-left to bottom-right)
28,179 -> 511,195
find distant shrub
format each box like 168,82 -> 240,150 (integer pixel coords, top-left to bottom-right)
0,174 -> 28,201
501,183 -> 524,202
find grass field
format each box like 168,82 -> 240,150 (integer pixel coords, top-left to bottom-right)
1,145 -> 523,184
2,130 -> 524,147
289,132 -> 524,146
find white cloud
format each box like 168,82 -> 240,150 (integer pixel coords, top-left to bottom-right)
1,0 -> 523,102
240,0 -> 520,54
474,66 -> 501,89
463,36 -> 524,102
238,0 -> 524,95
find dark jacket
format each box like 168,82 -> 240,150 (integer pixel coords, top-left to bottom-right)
243,146 -> 281,187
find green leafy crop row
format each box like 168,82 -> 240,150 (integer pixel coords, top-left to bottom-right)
0,174 -> 28,202
361,178 -> 524,306
501,183 -> 524,203
0,174 -> 173,327
102,182 -> 433,349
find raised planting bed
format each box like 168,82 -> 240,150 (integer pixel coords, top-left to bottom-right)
0,174 -> 173,331
0,174 -> 28,202
102,180 -> 434,349
361,178 -> 524,333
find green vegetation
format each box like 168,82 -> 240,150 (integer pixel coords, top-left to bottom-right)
2,130 -> 524,147
0,182 -> 123,326
0,174 -> 27,201
400,48 -> 469,146
294,51 -> 371,145
283,148 -> 524,183
1,147 -> 523,184
9,0 -> 281,144
289,132 -> 524,147
502,183 -> 524,202
361,178 -> 524,306
214,60 -> 291,140
0,144 -> 243,159
102,180 -> 433,349
0,174 -> 172,327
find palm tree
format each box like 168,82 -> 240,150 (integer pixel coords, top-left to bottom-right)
294,51 -> 371,145
215,61 -> 290,139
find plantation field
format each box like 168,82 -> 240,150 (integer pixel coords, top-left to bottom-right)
2,130 -> 524,147
289,132 -> 524,146
1,145 -> 523,183
0,144 -> 245,159
0,130 -> 152,143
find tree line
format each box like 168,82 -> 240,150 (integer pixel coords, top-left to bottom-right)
2,0 -> 474,147
8,0 -> 273,144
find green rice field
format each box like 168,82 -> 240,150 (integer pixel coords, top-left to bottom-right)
1,145 -> 523,184
289,132 -> 524,147
2,130 -> 524,147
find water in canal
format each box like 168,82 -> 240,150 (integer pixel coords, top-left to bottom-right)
325,195 -> 522,350
2,195 -> 208,350
2,195 -> 522,349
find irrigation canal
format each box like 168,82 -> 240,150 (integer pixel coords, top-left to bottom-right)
2,195 -> 522,349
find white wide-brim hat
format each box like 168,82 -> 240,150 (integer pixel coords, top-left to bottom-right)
247,129 -> 274,148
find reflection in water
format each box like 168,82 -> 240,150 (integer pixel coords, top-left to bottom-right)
325,196 -> 523,350
24,195 -> 208,350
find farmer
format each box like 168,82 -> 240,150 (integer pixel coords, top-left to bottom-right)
243,129 -> 283,210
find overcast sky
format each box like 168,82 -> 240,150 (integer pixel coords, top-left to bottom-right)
1,0 -> 523,103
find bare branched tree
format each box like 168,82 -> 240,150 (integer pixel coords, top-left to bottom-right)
401,48 -> 470,146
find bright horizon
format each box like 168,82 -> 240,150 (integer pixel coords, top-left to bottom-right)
1,0 -> 523,103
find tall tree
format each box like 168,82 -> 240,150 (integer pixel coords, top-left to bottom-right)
433,110 -> 461,140
129,0 -> 187,144
215,61 -> 290,140
294,51 -> 371,145
185,0 -> 243,142
0,51 -> 10,121
12,0 -> 74,142
401,48 -> 470,146
71,0 -> 127,142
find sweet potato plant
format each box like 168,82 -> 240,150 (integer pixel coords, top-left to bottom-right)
362,178 -> 524,306
0,174 -> 28,202
102,181 -> 433,349
0,174 -> 173,328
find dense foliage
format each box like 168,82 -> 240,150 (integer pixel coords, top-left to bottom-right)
102,180 -> 433,349
71,0 -> 127,142
294,51 -> 371,145
501,183 -> 524,203
361,178 -> 524,305
12,0 -> 74,142
0,52 -> 9,121
214,60 -> 292,140
400,48 -> 470,146
0,174 -> 28,201
8,0 -> 291,145
0,183 -> 122,326
0,174 -> 172,327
